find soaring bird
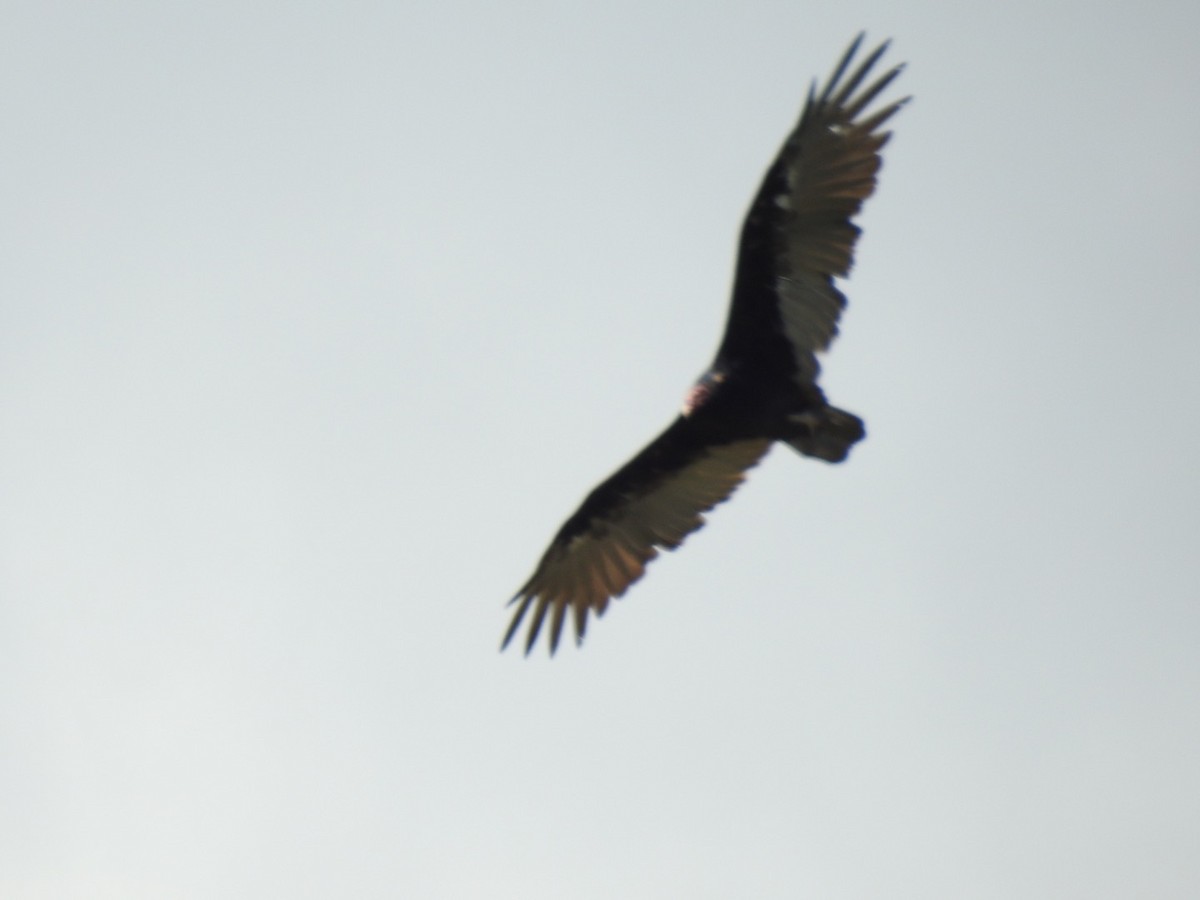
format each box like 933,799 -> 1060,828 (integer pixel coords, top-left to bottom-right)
503,34 -> 907,655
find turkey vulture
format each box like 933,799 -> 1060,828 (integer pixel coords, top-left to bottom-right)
503,34 -> 907,655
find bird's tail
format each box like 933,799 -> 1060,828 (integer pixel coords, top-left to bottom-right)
784,405 -> 865,463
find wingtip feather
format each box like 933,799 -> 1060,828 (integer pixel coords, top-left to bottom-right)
500,591 -> 533,652
817,33 -> 864,106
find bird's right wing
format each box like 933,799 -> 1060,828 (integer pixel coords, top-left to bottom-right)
503,426 -> 772,656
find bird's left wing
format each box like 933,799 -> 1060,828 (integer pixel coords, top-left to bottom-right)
716,34 -> 907,383
504,428 -> 772,655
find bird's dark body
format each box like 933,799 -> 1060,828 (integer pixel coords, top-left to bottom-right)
557,382 -> 859,538
504,34 -> 905,654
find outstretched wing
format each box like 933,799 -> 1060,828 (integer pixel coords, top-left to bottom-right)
504,421 -> 771,656
716,34 -> 907,384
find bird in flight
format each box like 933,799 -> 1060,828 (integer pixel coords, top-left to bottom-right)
503,34 -> 907,655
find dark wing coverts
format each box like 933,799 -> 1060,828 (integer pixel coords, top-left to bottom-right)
504,35 -> 906,655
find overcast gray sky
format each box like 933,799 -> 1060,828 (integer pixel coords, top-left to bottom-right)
4,1 -> 1200,897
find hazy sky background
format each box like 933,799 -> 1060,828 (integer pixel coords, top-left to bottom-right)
4,2 -> 1199,897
